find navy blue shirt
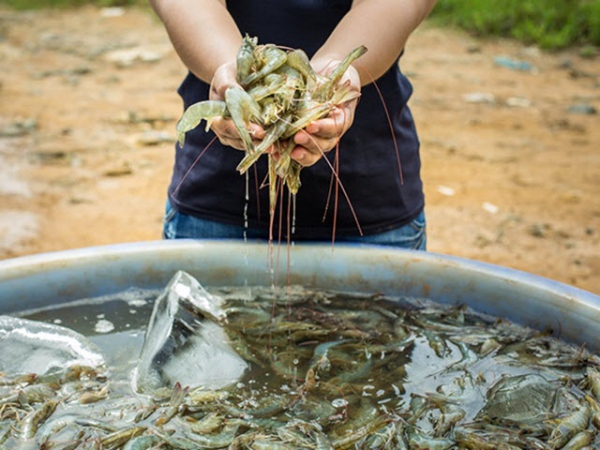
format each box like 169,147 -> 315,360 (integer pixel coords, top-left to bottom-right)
168,0 -> 424,238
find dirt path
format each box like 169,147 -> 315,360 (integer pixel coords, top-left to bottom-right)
1,6 -> 598,295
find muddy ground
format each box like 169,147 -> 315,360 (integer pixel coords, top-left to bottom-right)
0,6 -> 598,295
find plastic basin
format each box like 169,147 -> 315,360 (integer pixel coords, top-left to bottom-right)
0,240 -> 598,351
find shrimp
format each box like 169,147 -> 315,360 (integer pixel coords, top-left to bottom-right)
122,434 -> 162,450
585,367 -> 600,402
99,426 -> 147,449
561,430 -> 594,450
19,399 -> 58,440
274,141 -> 302,194
154,381 -> 188,426
236,34 -> 257,83
175,37 -> 369,247
548,401 -> 591,449
311,45 -> 367,102
248,73 -> 286,104
330,414 -> 392,449
280,84 -> 360,140
225,85 -> 262,152
236,113 -> 292,174
285,48 -> 317,85
176,100 -> 227,146
241,44 -> 287,87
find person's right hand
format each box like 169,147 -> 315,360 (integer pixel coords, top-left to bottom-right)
208,61 -> 265,151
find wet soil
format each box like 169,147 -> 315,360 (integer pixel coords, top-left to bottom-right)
0,6 -> 598,295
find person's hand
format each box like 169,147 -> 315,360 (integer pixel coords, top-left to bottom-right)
289,61 -> 361,167
208,61 -> 265,150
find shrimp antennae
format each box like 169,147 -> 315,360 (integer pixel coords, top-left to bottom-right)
359,64 -> 404,184
171,135 -> 218,197
300,128 -> 363,238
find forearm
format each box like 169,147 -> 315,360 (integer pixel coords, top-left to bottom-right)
149,0 -> 241,83
312,0 -> 437,85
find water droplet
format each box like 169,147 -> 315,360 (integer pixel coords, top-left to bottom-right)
94,319 -> 115,334
331,398 -> 348,408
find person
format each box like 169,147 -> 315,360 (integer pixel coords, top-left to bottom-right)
150,0 -> 437,249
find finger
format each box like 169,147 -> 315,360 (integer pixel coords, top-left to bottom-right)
211,120 -> 247,150
317,107 -> 351,137
218,136 -> 246,151
212,118 -> 265,147
248,123 -> 266,140
300,111 -> 348,144
290,145 -> 320,167
294,130 -> 337,156
294,130 -> 320,155
213,118 -> 262,140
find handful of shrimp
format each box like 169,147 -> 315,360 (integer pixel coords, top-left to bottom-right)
176,36 -> 367,213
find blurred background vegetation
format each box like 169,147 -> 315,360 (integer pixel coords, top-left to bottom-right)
3,0 -> 600,52
430,0 -> 600,50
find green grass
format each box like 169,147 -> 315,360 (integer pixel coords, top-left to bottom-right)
429,0 -> 600,50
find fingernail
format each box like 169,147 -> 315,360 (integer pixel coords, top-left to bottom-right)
306,123 -> 319,134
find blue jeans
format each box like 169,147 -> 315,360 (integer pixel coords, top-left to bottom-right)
163,200 -> 426,250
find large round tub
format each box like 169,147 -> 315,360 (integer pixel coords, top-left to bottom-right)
0,240 -> 598,350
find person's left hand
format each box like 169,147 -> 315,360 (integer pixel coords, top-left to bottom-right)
289,63 -> 361,167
